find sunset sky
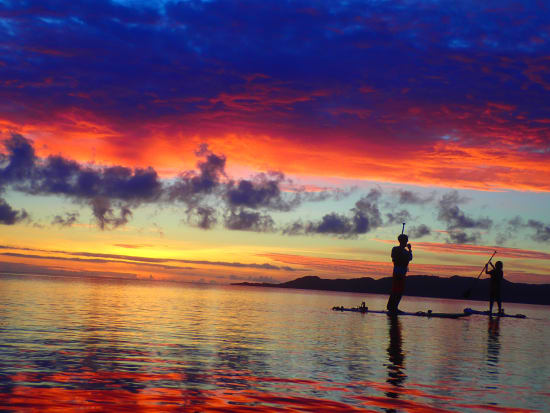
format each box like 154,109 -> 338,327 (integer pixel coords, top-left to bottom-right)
1,0 -> 549,285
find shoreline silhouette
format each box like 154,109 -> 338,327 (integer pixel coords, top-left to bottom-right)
233,274 -> 550,306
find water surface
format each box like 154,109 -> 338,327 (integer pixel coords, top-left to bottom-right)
1,275 -> 549,412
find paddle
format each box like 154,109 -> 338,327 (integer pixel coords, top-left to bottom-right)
462,250 -> 497,299
402,222 -> 406,234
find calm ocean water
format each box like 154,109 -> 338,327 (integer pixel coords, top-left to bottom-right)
0,274 -> 549,412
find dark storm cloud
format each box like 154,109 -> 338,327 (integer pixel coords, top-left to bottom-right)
51,212 -> 79,227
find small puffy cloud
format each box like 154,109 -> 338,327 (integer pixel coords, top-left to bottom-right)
409,224 -> 431,239
187,206 -> 218,230
224,210 -> 275,232
51,212 -> 79,227
394,189 -> 434,205
438,191 -> 492,231
448,230 -> 481,244
283,189 -> 383,238
0,198 -> 28,225
528,220 -> 550,242
169,144 -> 227,204
91,198 -> 132,230
386,210 -> 412,225
225,171 -> 299,211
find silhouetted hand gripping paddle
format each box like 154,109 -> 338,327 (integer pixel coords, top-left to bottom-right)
462,250 -> 497,299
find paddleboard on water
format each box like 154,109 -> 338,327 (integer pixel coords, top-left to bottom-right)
332,306 -> 470,319
463,307 -> 527,319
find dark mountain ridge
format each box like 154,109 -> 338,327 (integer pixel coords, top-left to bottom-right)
233,275 -> 550,305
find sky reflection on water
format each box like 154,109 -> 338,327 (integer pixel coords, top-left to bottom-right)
0,275 -> 548,412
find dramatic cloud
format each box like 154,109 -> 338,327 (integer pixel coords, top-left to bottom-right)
168,144 -> 227,205
0,135 -> 162,229
0,1 -> 548,191
1,135 -> 348,231
1,135 -> 163,201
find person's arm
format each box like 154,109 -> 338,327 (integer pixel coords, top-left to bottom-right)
407,244 -> 412,261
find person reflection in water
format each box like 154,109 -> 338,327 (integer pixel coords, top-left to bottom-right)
387,234 -> 412,314
485,260 -> 504,315
385,315 -> 406,412
487,317 -> 501,375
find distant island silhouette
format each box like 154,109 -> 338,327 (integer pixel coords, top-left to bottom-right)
233,275 -> 550,306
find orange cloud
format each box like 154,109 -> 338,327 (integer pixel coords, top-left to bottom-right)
2,99 -> 550,192
374,240 -> 550,261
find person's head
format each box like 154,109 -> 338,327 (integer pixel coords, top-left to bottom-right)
495,261 -> 503,270
398,234 -> 408,246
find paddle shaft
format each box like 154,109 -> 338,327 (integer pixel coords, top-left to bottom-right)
462,250 -> 497,298
402,223 -> 406,234
475,250 -> 497,281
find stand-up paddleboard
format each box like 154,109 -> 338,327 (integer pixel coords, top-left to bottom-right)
332,306 -> 470,319
463,307 -> 527,319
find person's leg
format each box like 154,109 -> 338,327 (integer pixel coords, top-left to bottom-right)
387,294 -> 396,312
394,294 -> 403,311
489,297 -> 494,314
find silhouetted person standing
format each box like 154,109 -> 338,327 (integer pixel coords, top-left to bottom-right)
485,260 -> 504,314
387,234 -> 412,313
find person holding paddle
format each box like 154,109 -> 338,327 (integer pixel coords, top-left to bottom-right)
485,260 -> 504,315
387,232 -> 413,314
